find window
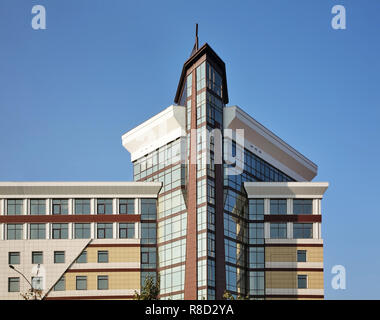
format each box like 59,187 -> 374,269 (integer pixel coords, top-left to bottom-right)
32,251 -> 43,264
270,199 -> 287,214
54,276 -> 65,291
119,223 -> 135,239
32,276 -> 43,290
97,199 -> 113,215
141,223 -> 156,244
75,199 -> 91,215
30,224 -> 46,239
141,247 -> 156,269
54,251 -> 65,263
52,199 -> 68,215
297,250 -> 307,262
270,223 -> 287,239
97,251 -> 109,263
249,199 -> 264,220
293,199 -> 313,214
249,247 -> 264,269
298,275 -> 307,289
97,223 -> 113,239
74,223 -> 91,239
249,223 -> 264,244
9,252 -> 20,265
249,271 -> 265,296
119,199 -> 134,214
97,275 -> 108,290
7,200 -> 23,215
141,199 -> 157,220
294,223 -> 313,239
30,199 -> 46,215
7,224 -> 23,240
76,251 -> 87,263
8,278 -> 20,292
76,276 -> 87,290
52,223 -> 68,239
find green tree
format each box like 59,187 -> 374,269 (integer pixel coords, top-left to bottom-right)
134,274 -> 160,300
222,290 -> 249,300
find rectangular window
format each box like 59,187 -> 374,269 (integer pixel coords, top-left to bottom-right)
32,277 -> 43,290
270,199 -> 287,214
54,276 -> 65,291
119,223 -> 135,239
97,223 -> 113,239
97,250 -> 109,263
54,251 -> 65,263
52,199 -> 68,215
270,223 -> 287,239
76,251 -> 87,263
76,276 -> 87,290
30,224 -> 46,240
7,200 -> 23,215
141,222 -> 156,244
32,251 -> 43,264
97,199 -> 113,215
249,199 -> 264,220
297,275 -> 307,289
74,223 -> 91,239
119,199 -> 135,214
8,277 -> 20,292
52,223 -> 68,239
293,199 -> 313,214
141,199 -> 157,220
97,275 -> 109,290
30,199 -> 46,215
9,252 -> 20,265
7,224 -> 23,240
141,247 -> 156,269
293,223 -> 313,239
297,250 -> 307,262
75,199 -> 91,215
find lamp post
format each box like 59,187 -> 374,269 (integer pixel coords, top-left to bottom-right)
9,264 -> 39,300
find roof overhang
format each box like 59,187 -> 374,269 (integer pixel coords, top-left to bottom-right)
224,106 -> 318,181
244,182 -> 329,198
122,105 -> 186,161
0,182 -> 162,198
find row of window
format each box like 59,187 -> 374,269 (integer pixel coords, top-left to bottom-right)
270,223 -> 314,239
8,250 -> 110,265
8,275 -> 110,293
4,223 -> 136,240
249,249 -> 308,269
249,199 -> 314,219
2,199 -> 156,217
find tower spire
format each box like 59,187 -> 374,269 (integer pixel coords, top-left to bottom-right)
190,23 -> 199,57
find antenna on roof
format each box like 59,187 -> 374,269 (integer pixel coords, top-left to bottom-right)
190,23 -> 199,57
195,23 -> 199,51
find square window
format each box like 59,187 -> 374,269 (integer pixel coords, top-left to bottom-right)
97,276 -> 108,290
97,251 -> 108,263
52,199 -> 68,215
97,199 -> 113,215
297,250 -> 307,262
8,277 -> 20,292
7,200 -> 23,215
75,199 -> 91,215
298,275 -> 307,289
32,251 -> 43,264
9,252 -> 20,265
76,276 -> 87,290
54,251 -> 65,263
119,199 -> 135,214
30,224 -> 46,240
30,199 -> 46,215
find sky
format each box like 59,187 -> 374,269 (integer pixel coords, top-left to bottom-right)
0,0 -> 379,299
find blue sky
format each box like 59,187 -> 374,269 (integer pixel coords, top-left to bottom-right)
0,0 -> 379,299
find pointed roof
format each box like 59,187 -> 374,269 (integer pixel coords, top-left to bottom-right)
174,42 -> 229,105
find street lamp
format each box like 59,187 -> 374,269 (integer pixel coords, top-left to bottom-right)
9,264 -> 39,300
